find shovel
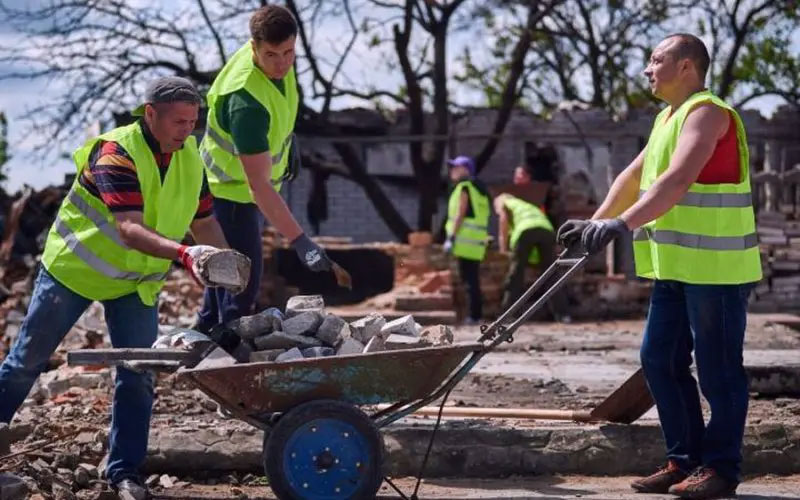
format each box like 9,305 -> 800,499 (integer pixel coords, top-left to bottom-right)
590,367 -> 654,423
331,260 -> 352,290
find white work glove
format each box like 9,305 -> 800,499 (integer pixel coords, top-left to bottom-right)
177,244 -> 218,287
443,236 -> 454,253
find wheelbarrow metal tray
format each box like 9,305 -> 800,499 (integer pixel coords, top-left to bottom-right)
177,342 -> 482,416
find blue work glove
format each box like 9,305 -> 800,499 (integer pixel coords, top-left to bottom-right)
290,233 -> 332,272
556,219 -> 591,246
581,218 -> 630,255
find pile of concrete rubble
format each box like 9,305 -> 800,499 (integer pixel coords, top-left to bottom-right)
209,295 -> 454,365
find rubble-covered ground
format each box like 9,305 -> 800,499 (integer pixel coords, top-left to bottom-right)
2,296 -> 799,498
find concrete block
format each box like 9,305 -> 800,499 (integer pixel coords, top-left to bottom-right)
285,295 -> 325,318
316,315 -> 351,347
363,336 -> 386,353
0,472 -> 28,500
253,332 -> 322,350
350,313 -> 386,343
282,311 -> 323,336
194,347 -> 236,369
275,348 -> 304,362
301,347 -> 335,358
196,249 -> 251,294
420,324 -> 454,346
380,314 -> 419,337
249,349 -> 285,363
227,308 -> 283,340
336,338 -> 365,356
385,334 -> 432,350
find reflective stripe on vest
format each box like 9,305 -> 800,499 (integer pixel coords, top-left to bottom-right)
633,227 -> 758,251
67,190 -> 128,248
53,217 -> 167,283
448,220 -> 488,232
640,190 -> 752,208
205,125 -> 238,155
202,133 -> 292,186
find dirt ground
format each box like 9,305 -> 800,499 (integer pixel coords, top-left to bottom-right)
1,310 -> 799,498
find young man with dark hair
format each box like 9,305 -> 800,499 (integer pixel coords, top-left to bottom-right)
558,33 -> 760,499
196,5 -> 333,330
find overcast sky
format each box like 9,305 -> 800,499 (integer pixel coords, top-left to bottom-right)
0,2 -> 792,192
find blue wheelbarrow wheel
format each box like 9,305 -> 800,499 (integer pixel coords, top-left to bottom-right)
263,399 -> 384,500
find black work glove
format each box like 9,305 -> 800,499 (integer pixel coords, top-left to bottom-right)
581,218 -> 630,255
290,233 -> 332,272
557,219 -> 591,246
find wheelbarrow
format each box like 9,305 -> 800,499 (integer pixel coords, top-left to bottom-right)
68,247 -> 646,499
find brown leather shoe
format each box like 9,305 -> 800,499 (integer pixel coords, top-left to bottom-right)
631,460 -> 688,493
668,467 -> 738,499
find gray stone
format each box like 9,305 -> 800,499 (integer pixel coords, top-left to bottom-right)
254,332 -> 322,350
285,295 -> 325,317
363,336 -> 386,353
316,315 -> 351,347
350,313 -> 386,343
282,311 -> 323,336
301,347 -> 335,358
0,423 -> 9,456
420,325 -> 454,346
0,473 -> 27,500
197,249 -> 251,294
275,348 -> 304,362
231,342 -> 253,363
73,467 -> 91,488
384,334 -> 431,350
227,309 -> 282,340
248,349 -> 285,363
381,314 -> 419,337
336,338 -> 364,356
194,347 -> 237,369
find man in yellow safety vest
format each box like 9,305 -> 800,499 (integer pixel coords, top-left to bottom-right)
0,77 -> 230,499
558,34 -> 761,499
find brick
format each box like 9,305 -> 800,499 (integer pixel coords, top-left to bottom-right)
336,338 -> 364,356
384,334 -> 432,351
350,313 -> 386,343
420,325 -> 454,346
316,315 -> 351,347
281,311 -> 324,336
197,249 -> 251,293
254,332 -> 322,350
227,308 -> 283,340
275,348 -> 304,362
249,349 -> 285,363
301,347 -> 335,358
285,295 -> 325,318
394,293 -> 452,311
380,314 -> 419,337
363,336 -> 386,353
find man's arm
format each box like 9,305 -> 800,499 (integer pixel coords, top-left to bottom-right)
114,212 -> 183,259
240,152 -> 303,241
619,104 -> 729,229
190,216 -> 229,248
494,195 -> 510,253
449,190 -> 470,237
592,148 -> 646,220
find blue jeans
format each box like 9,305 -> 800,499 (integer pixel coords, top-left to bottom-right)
640,280 -> 754,482
0,268 -> 158,484
197,198 -> 264,328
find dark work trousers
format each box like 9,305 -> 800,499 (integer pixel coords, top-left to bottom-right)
457,257 -> 483,321
196,198 -> 264,328
501,227 -> 568,319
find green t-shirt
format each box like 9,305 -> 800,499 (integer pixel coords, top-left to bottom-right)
215,78 -> 285,155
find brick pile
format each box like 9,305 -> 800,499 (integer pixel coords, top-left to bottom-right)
751,210 -> 800,313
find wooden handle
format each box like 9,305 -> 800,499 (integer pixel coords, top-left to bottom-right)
376,405 -> 596,422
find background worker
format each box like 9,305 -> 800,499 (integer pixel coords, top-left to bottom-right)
558,34 -> 761,500
495,161 -> 569,322
0,77 -> 228,500
195,5 -> 332,332
444,156 -> 491,324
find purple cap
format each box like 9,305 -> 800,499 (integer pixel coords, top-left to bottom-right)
447,155 -> 476,176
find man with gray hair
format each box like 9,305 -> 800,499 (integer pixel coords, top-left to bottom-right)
0,76 -> 230,499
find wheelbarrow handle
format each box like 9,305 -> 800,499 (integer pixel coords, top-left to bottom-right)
478,246 -> 588,344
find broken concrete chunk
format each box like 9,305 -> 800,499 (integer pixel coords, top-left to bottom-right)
336,337 -> 365,356
363,335 -> 386,353
196,249 -> 251,294
275,347 -> 305,362
380,314 -> 419,337
385,334 -> 432,350
350,313 -> 386,343
281,311 -> 323,336
316,315 -> 351,347
0,473 -> 28,500
253,332 -> 322,350
285,295 -> 325,318
249,349 -> 285,363
420,325 -> 454,346
301,346 -> 335,358
194,347 -> 237,369
231,342 -> 254,363
227,308 -> 283,340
